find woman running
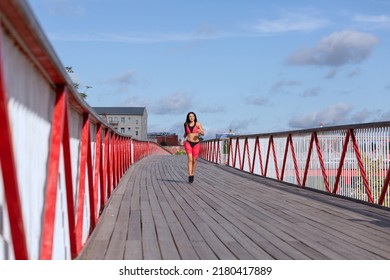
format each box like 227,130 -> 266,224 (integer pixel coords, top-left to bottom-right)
180,112 -> 204,183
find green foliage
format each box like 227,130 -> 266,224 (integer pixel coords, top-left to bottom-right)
175,150 -> 186,155
65,66 -> 90,100
79,92 -> 87,99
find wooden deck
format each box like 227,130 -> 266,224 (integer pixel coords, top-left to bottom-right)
77,155 -> 390,260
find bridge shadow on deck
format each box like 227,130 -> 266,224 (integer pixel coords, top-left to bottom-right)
78,155 -> 390,260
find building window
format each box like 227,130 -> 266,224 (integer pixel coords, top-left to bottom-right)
114,117 -> 118,123
136,120 -> 139,125
136,131 -> 138,136
121,117 -> 125,123
128,117 -> 131,121
121,128 -> 125,133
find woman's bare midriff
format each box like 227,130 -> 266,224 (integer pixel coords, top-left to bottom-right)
187,132 -> 199,142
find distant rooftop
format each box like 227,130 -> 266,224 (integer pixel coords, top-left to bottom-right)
93,107 -> 146,115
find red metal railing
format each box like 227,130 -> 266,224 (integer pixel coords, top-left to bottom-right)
201,122 -> 390,208
0,1 -> 170,260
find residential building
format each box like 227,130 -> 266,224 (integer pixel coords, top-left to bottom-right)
93,107 -> 147,140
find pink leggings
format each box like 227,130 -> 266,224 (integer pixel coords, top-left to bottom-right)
184,141 -> 200,158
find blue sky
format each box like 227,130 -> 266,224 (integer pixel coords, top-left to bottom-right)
27,0 -> 390,138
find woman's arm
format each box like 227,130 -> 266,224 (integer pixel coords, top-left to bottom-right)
197,122 -> 204,136
180,131 -> 187,145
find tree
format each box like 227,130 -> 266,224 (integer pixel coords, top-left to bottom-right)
65,66 -> 91,99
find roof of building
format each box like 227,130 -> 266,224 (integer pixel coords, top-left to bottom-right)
93,107 -> 146,116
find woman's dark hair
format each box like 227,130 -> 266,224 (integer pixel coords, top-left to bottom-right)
185,112 -> 198,124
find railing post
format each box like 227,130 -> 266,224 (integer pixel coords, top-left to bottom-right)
350,129 -> 373,203
333,130 -> 350,194
61,96 -> 77,259
379,167 -> 390,205
93,124 -> 103,224
314,132 -> 330,192
281,135 -> 290,181
75,113 -> 93,253
40,85 -> 67,260
303,133 -> 315,186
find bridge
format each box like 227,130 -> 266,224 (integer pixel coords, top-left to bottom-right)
77,155 -> 390,260
1,1 -> 389,260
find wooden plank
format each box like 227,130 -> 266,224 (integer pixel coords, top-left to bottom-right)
157,161 -> 211,259
147,165 -> 181,260
195,181 -> 344,259
188,173 -> 311,259
174,210 -> 217,259
103,170 -> 136,259
77,168 -> 132,259
140,167 -> 161,260
163,165 -> 239,259
124,210 -> 142,259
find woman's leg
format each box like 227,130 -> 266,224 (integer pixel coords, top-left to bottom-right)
192,143 -> 200,176
192,158 -> 197,175
187,154 -> 195,183
187,154 -> 194,176
185,141 -> 194,177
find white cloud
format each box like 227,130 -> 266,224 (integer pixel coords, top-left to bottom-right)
351,109 -> 390,123
302,87 -> 321,97
44,0 -> 85,16
107,71 -> 136,85
351,109 -> 374,123
198,105 -> 225,113
378,110 -> 390,120
289,104 -> 390,129
324,68 -> 339,79
151,92 -> 193,115
353,14 -> 390,27
245,95 -> 269,106
289,103 -> 353,128
270,80 -> 301,94
228,117 -> 259,134
149,121 -> 184,135
253,12 -> 328,33
286,30 -> 379,67
122,95 -> 149,107
346,68 -> 361,78
48,12 -> 328,44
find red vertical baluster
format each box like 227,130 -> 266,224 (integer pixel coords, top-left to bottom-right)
40,85 -> 66,260
75,113 -> 90,253
62,98 -> 77,259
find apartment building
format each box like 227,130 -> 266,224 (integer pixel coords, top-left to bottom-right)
93,107 -> 147,140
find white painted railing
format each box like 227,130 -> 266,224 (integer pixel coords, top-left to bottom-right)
201,123 -> 390,208
0,0 -> 170,260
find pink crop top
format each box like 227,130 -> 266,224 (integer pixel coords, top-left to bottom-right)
185,123 -> 199,134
